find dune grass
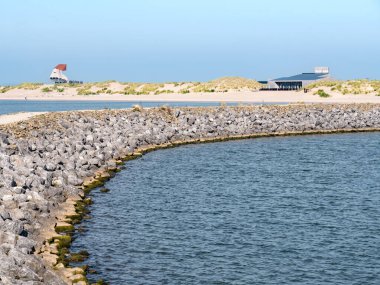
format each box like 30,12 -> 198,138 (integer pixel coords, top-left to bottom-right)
16,82 -> 43,90
0,77 -> 262,95
123,83 -> 142,95
77,84 -> 95,95
191,77 -> 262,93
3,78 -> 380,97
42,87 -> 52,93
140,83 -> 164,94
314,89 -> 331,98
154,89 -> 174,95
0,86 -> 12,93
307,80 -> 380,95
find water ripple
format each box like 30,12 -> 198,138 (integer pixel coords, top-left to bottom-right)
71,133 -> 380,284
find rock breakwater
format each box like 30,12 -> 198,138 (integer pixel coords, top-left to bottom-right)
0,104 -> 380,284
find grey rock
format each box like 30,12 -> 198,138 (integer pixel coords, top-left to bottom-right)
0,105 -> 379,284
44,163 -> 56,172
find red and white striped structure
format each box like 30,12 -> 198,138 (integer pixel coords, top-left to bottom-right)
50,64 -> 69,83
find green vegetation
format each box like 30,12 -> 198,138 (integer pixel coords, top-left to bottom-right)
55,225 -> 75,235
52,85 -> 65,92
16,82 -> 43,90
67,250 -> 90,262
307,79 -> 380,95
306,80 -> 341,89
0,82 -> 43,92
77,89 -> 94,95
10,78 -> 380,97
123,83 -> 142,95
140,83 -> 164,94
50,235 -> 72,248
43,169 -> 121,284
179,89 -> 190,94
42,87 -> 52,92
0,86 -> 11,93
96,87 -> 112,94
65,214 -> 82,225
315,89 -> 331,98
192,77 -> 262,93
154,89 -> 174,95
47,235 -> 72,266
71,277 -> 88,283
94,80 -> 116,89
77,85 -> 95,95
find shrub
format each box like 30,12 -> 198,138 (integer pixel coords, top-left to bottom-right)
96,88 -> 109,94
315,89 -> 331,98
42,87 -> 52,92
57,88 -> 64,92
123,83 -> 141,95
77,89 -> 94,95
0,86 -> 11,93
154,90 -> 174,95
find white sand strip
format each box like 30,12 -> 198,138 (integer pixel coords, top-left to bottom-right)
0,112 -> 46,125
1,91 -> 380,103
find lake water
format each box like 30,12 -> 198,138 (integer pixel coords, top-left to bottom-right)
0,100 -> 284,115
71,133 -> 380,284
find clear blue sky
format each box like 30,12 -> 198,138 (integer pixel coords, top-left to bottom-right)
1,0 -> 379,84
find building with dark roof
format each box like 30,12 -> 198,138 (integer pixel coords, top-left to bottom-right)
267,67 -> 331,90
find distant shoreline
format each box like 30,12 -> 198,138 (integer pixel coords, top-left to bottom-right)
1,91 -> 380,104
1,78 -> 380,104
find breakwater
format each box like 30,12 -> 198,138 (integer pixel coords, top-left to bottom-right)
0,104 -> 380,284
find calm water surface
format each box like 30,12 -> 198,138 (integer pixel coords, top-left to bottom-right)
71,133 -> 380,284
0,100 -> 284,115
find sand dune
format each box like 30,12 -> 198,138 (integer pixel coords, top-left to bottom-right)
1,78 -> 380,104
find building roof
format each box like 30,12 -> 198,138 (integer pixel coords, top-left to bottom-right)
55,64 -> 67,71
273,73 -> 329,82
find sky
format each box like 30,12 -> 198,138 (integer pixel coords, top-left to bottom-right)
1,0 -> 380,85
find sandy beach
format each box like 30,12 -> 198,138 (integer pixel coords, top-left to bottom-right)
0,112 -> 46,125
1,90 -> 380,104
